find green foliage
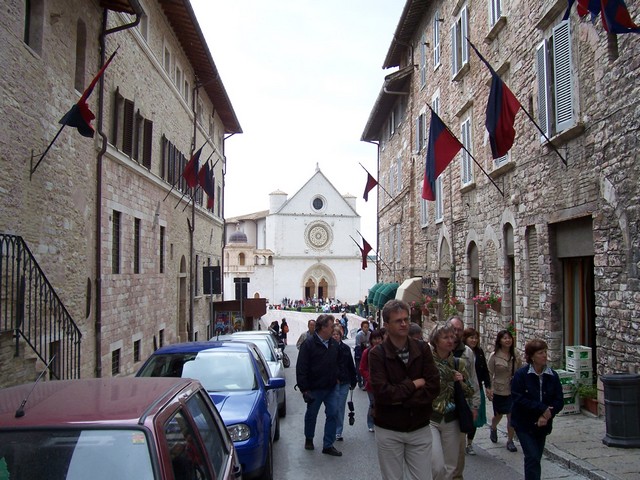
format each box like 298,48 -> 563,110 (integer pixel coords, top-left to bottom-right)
577,383 -> 597,399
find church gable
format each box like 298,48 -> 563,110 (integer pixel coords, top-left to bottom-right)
277,169 -> 357,217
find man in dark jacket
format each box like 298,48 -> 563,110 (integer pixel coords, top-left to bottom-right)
369,300 -> 440,480
296,314 -> 341,456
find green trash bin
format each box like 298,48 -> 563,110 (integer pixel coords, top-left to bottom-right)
602,373 -> 640,448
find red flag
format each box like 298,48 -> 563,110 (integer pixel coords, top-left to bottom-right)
564,0 -> 640,33
59,49 -> 118,138
198,161 -> 215,210
467,40 -> 521,158
182,146 -> 203,188
359,238 -> 373,270
422,111 -> 463,201
363,173 -> 378,201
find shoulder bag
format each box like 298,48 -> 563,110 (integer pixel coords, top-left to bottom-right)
453,357 -> 474,433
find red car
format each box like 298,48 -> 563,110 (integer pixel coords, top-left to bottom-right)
0,377 -> 241,479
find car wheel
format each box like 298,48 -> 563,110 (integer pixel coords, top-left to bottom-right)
278,394 -> 287,418
273,414 -> 280,442
259,439 -> 273,480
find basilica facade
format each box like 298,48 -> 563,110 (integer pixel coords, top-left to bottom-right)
223,167 -> 376,306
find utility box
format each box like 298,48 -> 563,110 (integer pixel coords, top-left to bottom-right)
602,373 -> 640,448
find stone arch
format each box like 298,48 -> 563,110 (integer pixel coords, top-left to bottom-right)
301,263 -> 337,301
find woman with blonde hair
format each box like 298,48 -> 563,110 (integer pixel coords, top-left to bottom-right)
429,324 -> 474,480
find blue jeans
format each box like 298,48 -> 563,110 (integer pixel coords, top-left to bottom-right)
335,383 -> 350,436
304,387 -> 338,449
516,429 -> 547,480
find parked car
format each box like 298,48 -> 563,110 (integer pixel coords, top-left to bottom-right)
217,334 -> 286,417
137,341 -> 284,480
0,377 -> 241,479
227,330 -> 285,355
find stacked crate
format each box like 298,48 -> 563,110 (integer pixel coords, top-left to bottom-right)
566,345 -> 593,386
556,368 -> 580,415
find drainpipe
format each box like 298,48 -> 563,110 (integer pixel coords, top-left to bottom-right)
221,132 -> 237,302
94,6 -> 141,377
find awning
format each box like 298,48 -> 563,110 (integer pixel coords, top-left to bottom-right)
395,277 -> 423,304
374,283 -> 399,309
367,283 -> 384,304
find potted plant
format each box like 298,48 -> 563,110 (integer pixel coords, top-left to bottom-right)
577,383 -> 598,415
473,291 -> 502,313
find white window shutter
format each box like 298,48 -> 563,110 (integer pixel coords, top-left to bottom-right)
461,7 -> 469,66
536,40 -> 551,141
420,197 -> 429,226
415,116 -> 421,152
420,33 -> 427,86
553,21 -> 575,132
397,155 -> 403,190
433,13 -> 441,67
451,25 -> 458,75
435,177 -> 444,220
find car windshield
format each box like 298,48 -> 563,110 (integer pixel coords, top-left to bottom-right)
139,351 -> 257,392
236,338 -> 274,362
0,429 -> 154,479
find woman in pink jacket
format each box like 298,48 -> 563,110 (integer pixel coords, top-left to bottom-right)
359,329 -> 384,432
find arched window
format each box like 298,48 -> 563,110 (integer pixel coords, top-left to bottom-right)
239,253 -> 245,266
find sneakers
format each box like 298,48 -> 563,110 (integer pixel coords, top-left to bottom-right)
304,438 -> 314,450
368,427 -> 375,432
335,434 -> 343,441
322,446 -> 343,457
490,428 -> 498,443
506,440 -> 518,452
465,444 -> 476,455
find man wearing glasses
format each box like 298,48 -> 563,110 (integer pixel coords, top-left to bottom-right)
369,300 -> 440,480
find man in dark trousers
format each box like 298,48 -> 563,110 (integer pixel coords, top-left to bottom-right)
296,314 -> 342,456
369,299 -> 440,479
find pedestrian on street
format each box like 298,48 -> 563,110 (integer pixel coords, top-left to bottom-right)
511,339 -> 564,480
429,323 -> 474,480
296,319 -> 315,350
487,329 -> 522,452
462,327 -> 491,456
295,314 -> 342,456
332,325 -> 357,442
354,320 -> 371,388
280,318 -> 289,347
369,299 -> 440,480
359,329 -> 383,432
448,316 -> 480,480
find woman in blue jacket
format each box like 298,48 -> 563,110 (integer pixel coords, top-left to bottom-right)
510,339 -> 564,480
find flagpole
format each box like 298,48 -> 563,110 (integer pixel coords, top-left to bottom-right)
358,162 -> 402,207
517,105 -> 567,166
30,125 -> 66,179
166,142 -> 213,203
424,104 -> 504,198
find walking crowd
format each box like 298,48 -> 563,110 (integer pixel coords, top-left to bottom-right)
295,299 -> 564,480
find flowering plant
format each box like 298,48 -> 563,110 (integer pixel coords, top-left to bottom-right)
472,291 -> 502,306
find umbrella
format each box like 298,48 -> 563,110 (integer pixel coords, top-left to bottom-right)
395,277 -> 423,305
375,282 -> 399,309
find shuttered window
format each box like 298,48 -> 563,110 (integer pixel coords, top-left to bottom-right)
420,33 -> 427,87
461,118 -> 473,185
122,99 -> 134,156
433,12 -> 441,68
142,119 -> 153,169
553,21 -> 574,132
535,21 -> 575,141
451,6 -> 469,77
435,177 -> 444,221
490,0 -> 502,27
415,113 -> 426,152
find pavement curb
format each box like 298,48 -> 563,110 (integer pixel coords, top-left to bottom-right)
542,443 -> 623,480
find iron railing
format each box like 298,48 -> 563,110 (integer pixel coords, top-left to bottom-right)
0,234 -> 81,379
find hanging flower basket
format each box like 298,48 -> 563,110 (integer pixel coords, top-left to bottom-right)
421,305 -> 430,316
456,303 -> 465,313
477,304 -> 488,314
491,301 -> 501,313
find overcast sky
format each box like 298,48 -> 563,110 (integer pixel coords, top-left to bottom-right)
190,0 -> 405,244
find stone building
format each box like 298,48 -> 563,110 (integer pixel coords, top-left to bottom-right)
362,0 -> 639,390
0,0 -> 240,385
223,167 -> 376,310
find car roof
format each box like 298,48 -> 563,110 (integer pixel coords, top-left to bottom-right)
0,377 -> 200,428
151,341 -> 251,355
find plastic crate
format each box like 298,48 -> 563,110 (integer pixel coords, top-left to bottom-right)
558,402 -> 581,416
566,357 -> 593,371
566,345 -> 592,360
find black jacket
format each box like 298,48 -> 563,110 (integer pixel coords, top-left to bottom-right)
473,347 -> 491,389
511,364 -> 564,435
296,333 -> 338,392
337,342 -> 357,388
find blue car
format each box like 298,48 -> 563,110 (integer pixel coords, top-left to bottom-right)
137,341 -> 284,480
